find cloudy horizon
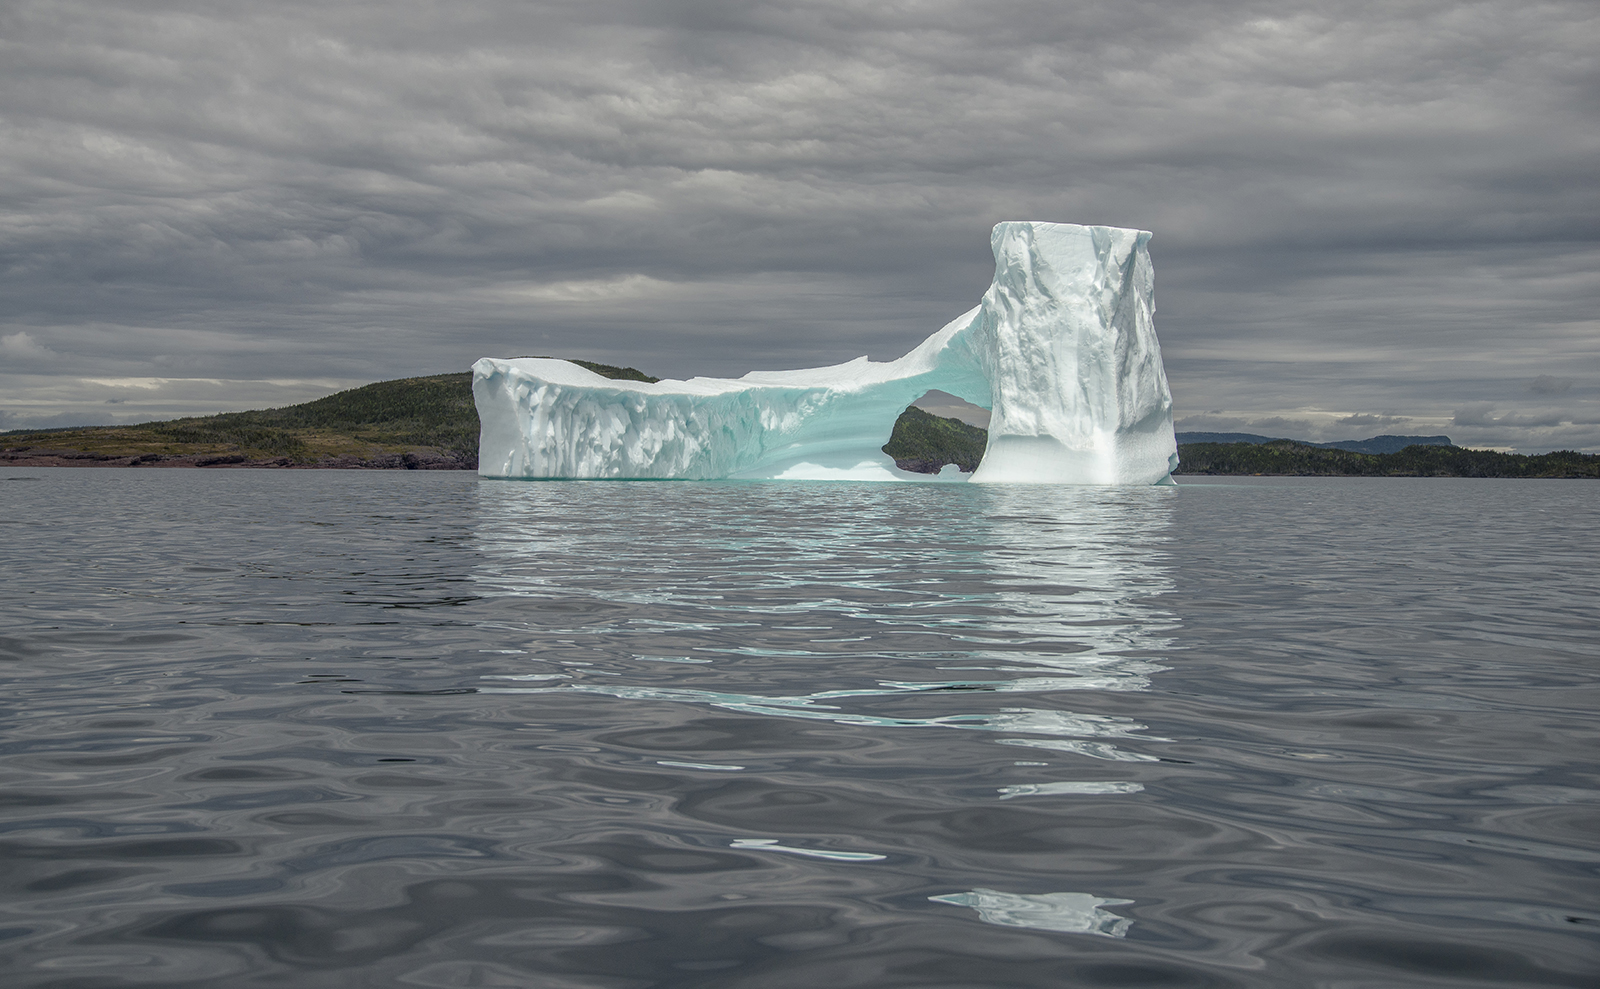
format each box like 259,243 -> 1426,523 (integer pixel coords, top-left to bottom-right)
3,0 -> 1596,452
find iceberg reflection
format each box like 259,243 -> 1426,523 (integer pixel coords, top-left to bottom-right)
470,483 -> 1177,774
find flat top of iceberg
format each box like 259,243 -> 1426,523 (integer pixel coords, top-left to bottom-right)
493,328 -> 965,397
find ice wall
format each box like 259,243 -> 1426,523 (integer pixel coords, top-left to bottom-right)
473,221 -> 1177,484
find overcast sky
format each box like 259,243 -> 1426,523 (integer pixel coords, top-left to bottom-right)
2,0 -> 1596,451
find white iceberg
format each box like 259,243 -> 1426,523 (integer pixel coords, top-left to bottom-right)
473,221 -> 1177,484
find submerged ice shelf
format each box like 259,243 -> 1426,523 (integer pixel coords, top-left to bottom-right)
474,221 -> 1178,484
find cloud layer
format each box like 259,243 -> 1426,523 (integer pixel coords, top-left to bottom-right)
2,0 -> 1596,450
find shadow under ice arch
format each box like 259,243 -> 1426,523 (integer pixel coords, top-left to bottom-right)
473,221 -> 1178,484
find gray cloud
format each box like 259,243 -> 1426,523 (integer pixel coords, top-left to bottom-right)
1453,404 -> 1576,429
1529,375 -> 1576,395
1334,413 -> 1411,430
1,0 -> 1596,451
1173,413 -> 1320,438
1449,402 -> 1600,451
0,331 -> 56,362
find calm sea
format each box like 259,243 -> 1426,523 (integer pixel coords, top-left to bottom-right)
2,469 -> 1596,988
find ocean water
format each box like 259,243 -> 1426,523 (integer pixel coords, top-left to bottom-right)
1,468 -> 1596,988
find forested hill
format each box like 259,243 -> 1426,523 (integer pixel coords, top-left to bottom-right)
881,406 -> 988,474
4,367 -> 1596,477
2,373 -> 479,469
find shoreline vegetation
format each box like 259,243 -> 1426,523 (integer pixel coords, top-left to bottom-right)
1174,440 -> 1597,479
4,365 -> 1596,477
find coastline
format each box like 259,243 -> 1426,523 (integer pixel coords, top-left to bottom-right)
1,448 -> 475,470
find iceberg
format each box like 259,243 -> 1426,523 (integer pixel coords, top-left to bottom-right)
473,221 -> 1177,484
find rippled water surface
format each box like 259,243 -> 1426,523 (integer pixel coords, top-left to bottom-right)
2,469 -> 1596,987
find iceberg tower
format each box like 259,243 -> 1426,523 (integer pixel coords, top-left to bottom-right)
473,222 -> 1177,484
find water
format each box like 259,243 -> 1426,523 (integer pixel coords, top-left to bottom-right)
2,468 -> 1596,988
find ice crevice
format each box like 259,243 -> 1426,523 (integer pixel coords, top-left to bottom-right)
473,221 -> 1178,484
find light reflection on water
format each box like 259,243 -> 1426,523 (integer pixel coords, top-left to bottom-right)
929,888 -> 1136,937
471,481 -> 1178,805
468,481 -> 1177,943
2,470 -> 1597,988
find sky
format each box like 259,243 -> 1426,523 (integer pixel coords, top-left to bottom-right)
2,0 -> 1596,452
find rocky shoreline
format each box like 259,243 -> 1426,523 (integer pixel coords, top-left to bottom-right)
1,448 -> 476,470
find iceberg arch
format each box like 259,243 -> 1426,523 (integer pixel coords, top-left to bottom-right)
473,221 -> 1177,484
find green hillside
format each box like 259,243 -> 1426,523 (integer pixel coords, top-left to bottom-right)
882,406 -> 988,473
2,373 -> 475,467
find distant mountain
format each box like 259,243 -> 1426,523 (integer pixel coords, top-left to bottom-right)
1176,432 -> 1454,455
1315,435 -> 1455,455
1175,432 -> 1288,446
